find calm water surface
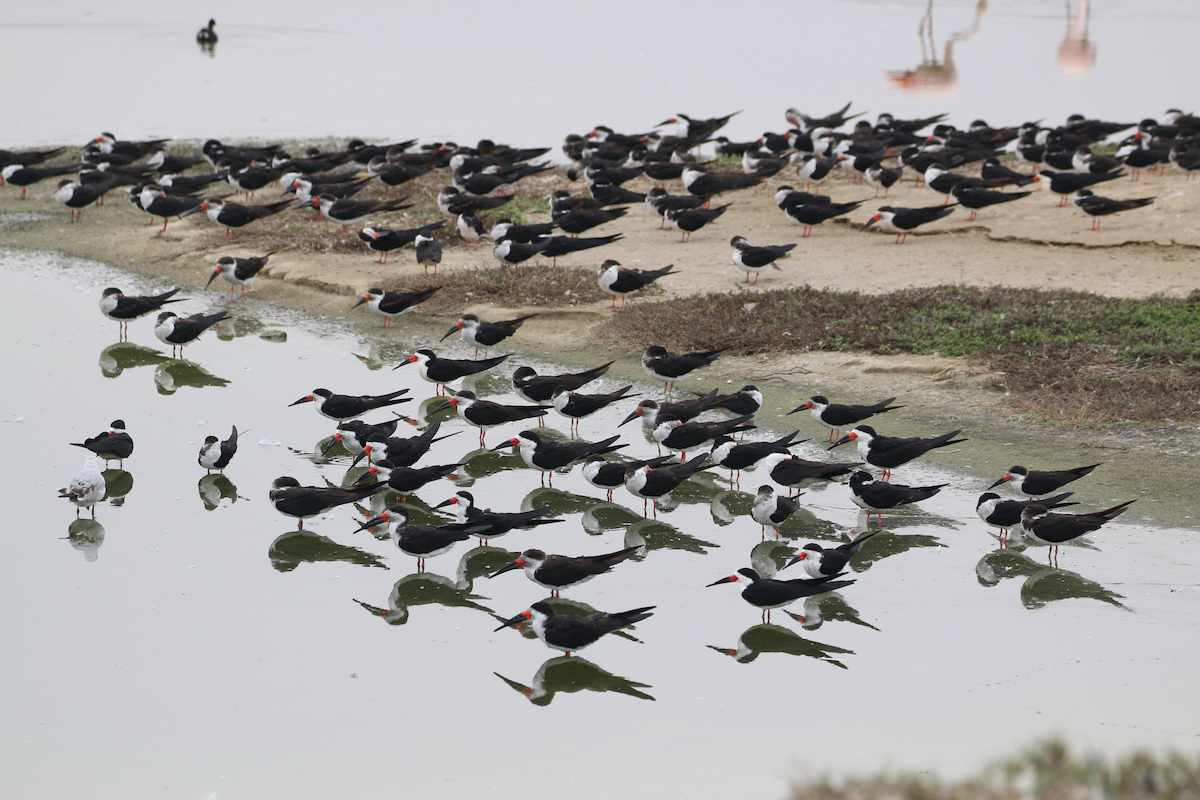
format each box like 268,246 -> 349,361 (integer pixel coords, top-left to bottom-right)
1,247 -> 1198,799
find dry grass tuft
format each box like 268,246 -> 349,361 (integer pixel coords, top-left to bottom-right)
378,266 -> 607,313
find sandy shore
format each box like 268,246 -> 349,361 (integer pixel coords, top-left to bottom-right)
2,150 -> 1198,523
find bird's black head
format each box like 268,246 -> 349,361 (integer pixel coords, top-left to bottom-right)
736,567 -> 761,581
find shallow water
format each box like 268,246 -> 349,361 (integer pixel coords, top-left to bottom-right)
3,1 -> 1199,149
1,247 -> 1198,799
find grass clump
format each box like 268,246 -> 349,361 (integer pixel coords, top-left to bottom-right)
380,266 -> 606,313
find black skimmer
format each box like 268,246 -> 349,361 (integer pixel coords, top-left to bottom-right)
298,193 -> 412,234
1020,500 -> 1136,563
60,457 -> 105,518
1072,147 -> 1123,175
181,197 -> 292,238
988,464 -> 1101,497
949,182 -> 1033,221
551,384 -> 636,435
137,185 -> 204,233
320,417 -> 406,458
204,252 -> 274,299
289,387 -> 411,421
198,425 -> 238,472
579,164 -> 644,189
552,206 -> 630,236
359,506 -> 470,571
830,425 -> 965,480
730,236 -> 796,283
196,19 -> 217,44
98,286 -> 184,339
54,177 -> 118,221
762,453 -> 861,494
352,287 -> 439,328
269,476 -> 388,529
154,310 -> 227,357
860,205 -> 956,243
784,532 -> 877,577
489,218 -> 559,244
713,136 -> 760,157
681,164 -> 763,198
688,386 -> 763,417
750,485 -> 801,537
70,420 -> 134,468
652,413 -> 756,461
1,163 -> 81,198
865,164 -> 903,198
414,233 -> 442,275
1072,189 -> 1154,230
0,146 -> 67,171
145,151 -> 202,174
436,186 -> 514,216
644,187 -> 712,229
453,163 -> 549,195
1034,169 -> 1124,207
789,395 -> 904,442
710,430 -> 803,483
441,313 -> 536,358
369,161 -> 433,195
495,602 -> 655,656
924,166 -> 1003,203
707,569 -> 854,623
431,390 -> 547,446
90,132 -> 169,159
353,460 -> 460,499
490,546 -> 640,596
976,491 -> 1077,541
223,164 -> 283,197
286,174 -> 371,206
782,198 -> 865,237
787,102 -> 862,131
618,392 -> 723,428
536,234 -> 624,267
597,260 -> 674,308
395,350 -> 511,394
158,171 -> 227,195
661,110 -> 742,142
358,222 -> 445,264
980,158 -> 1035,187
492,431 -> 625,487
848,471 -> 948,526
581,454 -> 675,501
591,182 -> 646,205
433,490 -> 561,545
623,453 -> 710,515
352,419 -> 458,469
512,361 -> 614,404
794,154 -> 844,192
642,345 -> 724,393
456,213 -> 487,250
775,186 -> 835,212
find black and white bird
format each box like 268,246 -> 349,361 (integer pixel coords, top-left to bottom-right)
859,205 -> 956,243
414,232 -> 443,275
433,490 -> 561,545
98,286 -> 185,339
288,387 -> 411,421
848,471 -> 947,525
269,476 -> 389,529
70,420 -> 134,468
512,361 -> 614,404
489,546 -> 640,596
642,345 -> 724,393
651,413 -> 756,461
352,460 -> 461,499
1034,169 -> 1124,206
784,532 -> 877,577
975,491 -> 1077,540
730,236 -> 796,284
394,349 -> 511,394
761,453 -> 861,494
358,222 -> 446,264
351,287 -> 439,328
198,425 -> 239,472
988,464 -> 1101,497
431,390 -> 547,447
789,395 -> 904,441
180,197 -> 293,238
1072,189 -> 1154,230
359,506 -> 471,571
710,430 -> 803,483
750,485 -> 802,537
597,260 -> 674,308
581,454 -> 675,501
60,457 -> 106,518
622,453 -> 711,515
55,177 -> 119,221
707,569 -> 855,623
665,203 -> 730,242
491,431 -> 625,487
204,252 -> 275,299
441,313 -> 536,358
552,384 -> 636,434
456,213 -> 487,249
494,602 -> 655,656
154,310 -> 228,357
830,425 -> 965,480
1020,500 -> 1136,562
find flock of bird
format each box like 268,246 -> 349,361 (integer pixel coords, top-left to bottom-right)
24,99 -> 1175,656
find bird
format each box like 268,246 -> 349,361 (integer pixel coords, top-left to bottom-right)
1020,500 -> 1136,562
860,205 -> 956,243
681,164 -> 763,198
789,395 -> 904,442
154,310 -> 227,357
320,417 -> 406,458
358,222 -> 446,264
552,206 -> 629,236
98,286 -> 185,340
358,506 -> 471,571
351,419 -> 458,469
492,431 -> 626,487
794,154 -> 845,192
1,163 -> 81,198
288,387 -> 411,421
762,453 -> 861,494
394,349 -> 511,394
436,186 -> 514,216
751,485 -> 801,538
988,464 -> 1101,497
352,287 -> 439,328
690,385 -> 763,417
441,313 -> 536,358
782,199 -> 865,238
60,457 -> 106,518
597,260 -> 675,308
196,19 -> 217,44
269,476 -> 389,529
784,532 -> 877,577
865,164 -> 903,198
414,232 -> 443,275
204,252 -> 275,299
976,491 -> 1077,540
456,213 -> 487,250
1072,189 -> 1154,230
495,602 -> 655,657
1034,169 -> 1125,207
431,390 -> 547,446
652,413 -> 757,461
847,471 -> 948,526
665,203 -> 730,242
433,490 -> 561,545
54,177 -> 119,221
707,569 -> 855,623
623,453 -> 711,515
298,193 -> 413,234
70,420 -> 134,468
710,430 -> 803,484
581,454 -> 676,501
180,197 -> 292,238
198,426 -> 239,472
642,345 -> 724,393
730,236 -> 796,283
644,187 -> 711,228
352,460 -> 460,499
950,182 -> 1034,221
489,546 -> 640,596
551,385 -> 636,434
618,392 -> 725,428
512,361 -> 614,404
830,425 -> 966,480
136,185 -> 205,233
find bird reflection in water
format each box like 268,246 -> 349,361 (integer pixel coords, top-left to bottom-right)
624,516 -> 717,555
99,341 -> 170,378
1058,0 -> 1096,75
154,359 -> 231,395
975,547 -> 1126,610
353,571 -> 495,625
65,519 -> 105,561
886,0 -> 989,95
708,624 -> 854,668
268,529 -> 387,572
494,656 -> 654,705
98,468 -> 134,508
197,473 -> 243,510
782,594 -> 879,632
